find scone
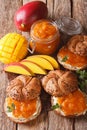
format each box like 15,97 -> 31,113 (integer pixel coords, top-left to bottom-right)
42,70 -> 78,97
57,35 -> 87,70
4,75 -> 42,123
51,89 -> 87,116
42,70 -> 87,116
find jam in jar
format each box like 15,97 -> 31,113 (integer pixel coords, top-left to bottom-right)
29,19 -> 60,54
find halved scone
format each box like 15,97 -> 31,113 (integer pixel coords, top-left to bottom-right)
51,89 -> 87,116
42,70 -> 78,97
4,75 -> 42,123
4,96 -> 41,123
42,69 -> 87,117
57,35 -> 87,70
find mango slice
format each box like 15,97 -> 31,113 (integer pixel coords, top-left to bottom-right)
36,55 -> 59,69
4,63 -> 34,76
21,60 -> 47,74
27,56 -> 54,70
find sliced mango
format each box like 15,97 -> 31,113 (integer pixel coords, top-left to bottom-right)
36,55 -> 59,69
4,63 -> 34,76
21,60 -> 47,75
26,56 -> 54,70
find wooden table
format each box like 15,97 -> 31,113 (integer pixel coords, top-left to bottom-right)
0,0 -> 87,130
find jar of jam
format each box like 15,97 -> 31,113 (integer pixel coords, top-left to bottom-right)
28,19 -> 60,54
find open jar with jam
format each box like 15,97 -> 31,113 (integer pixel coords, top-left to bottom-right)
28,19 -> 60,54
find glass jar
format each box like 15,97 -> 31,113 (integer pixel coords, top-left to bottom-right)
28,19 -> 60,54
56,16 -> 82,45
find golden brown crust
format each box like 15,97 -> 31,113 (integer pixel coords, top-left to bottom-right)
41,70 -> 78,97
22,77 -> 41,100
67,35 -> 87,56
58,71 -> 78,94
6,75 -> 41,101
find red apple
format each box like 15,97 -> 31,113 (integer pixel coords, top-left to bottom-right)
14,1 -> 48,32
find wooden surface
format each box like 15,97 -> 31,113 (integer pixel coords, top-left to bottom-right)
0,0 -> 87,130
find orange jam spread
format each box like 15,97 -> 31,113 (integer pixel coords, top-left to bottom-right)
58,47 -> 87,67
7,97 -> 37,118
33,20 -> 57,39
57,90 -> 87,116
30,20 -> 60,54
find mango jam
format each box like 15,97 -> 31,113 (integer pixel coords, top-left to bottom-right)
58,47 -> 87,67
7,97 -> 37,118
33,21 -> 57,39
30,20 -> 60,54
57,90 -> 87,116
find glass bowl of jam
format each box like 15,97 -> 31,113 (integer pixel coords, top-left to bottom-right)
28,19 -> 60,54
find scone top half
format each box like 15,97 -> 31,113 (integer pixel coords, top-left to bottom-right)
42,70 -> 87,116
4,75 -> 42,123
57,35 -> 87,70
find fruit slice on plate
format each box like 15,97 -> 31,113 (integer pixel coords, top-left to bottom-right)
4,62 -> 34,76
26,56 -> 54,70
36,55 -> 59,69
21,60 -> 47,75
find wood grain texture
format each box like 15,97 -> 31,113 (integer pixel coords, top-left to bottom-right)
53,0 -> 71,45
73,0 -> 87,33
0,63 -> 16,130
47,0 -> 54,18
0,0 -> 22,130
0,0 -> 22,38
75,115 -> 87,130
48,112 -> 74,130
53,0 -> 71,20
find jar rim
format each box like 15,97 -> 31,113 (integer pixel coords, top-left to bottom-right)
30,19 -> 60,43
56,16 -> 82,35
